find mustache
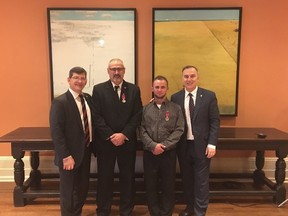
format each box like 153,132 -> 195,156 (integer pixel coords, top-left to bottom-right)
113,74 -> 121,79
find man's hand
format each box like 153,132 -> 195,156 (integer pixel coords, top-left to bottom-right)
110,133 -> 126,146
205,147 -> 216,158
63,156 -> 75,170
152,143 -> 166,155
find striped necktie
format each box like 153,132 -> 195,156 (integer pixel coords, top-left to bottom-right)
79,94 -> 90,146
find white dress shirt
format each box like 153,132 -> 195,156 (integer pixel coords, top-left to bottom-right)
69,88 -> 92,143
112,81 -> 123,99
184,87 -> 197,140
184,87 -> 215,149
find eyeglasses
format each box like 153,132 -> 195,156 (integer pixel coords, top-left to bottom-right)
71,76 -> 87,81
109,67 -> 125,72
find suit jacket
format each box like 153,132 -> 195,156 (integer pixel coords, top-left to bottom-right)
49,90 -> 95,168
171,87 -> 220,158
92,80 -> 142,151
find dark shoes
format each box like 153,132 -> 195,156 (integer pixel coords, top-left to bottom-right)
178,209 -> 194,216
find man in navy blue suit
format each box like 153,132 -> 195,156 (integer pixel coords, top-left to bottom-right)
92,58 -> 142,216
50,66 -> 95,216
171,65 -> 220,216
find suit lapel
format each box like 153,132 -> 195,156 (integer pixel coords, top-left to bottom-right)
177,90 -> 187,120
83,93 -> 92,109
66,91 -> 83,131
120,81 -> 128,104
193,87 -> 204,120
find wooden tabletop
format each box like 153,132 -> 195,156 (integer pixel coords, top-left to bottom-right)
1,127 -> 288,142
1,127 -> 288,152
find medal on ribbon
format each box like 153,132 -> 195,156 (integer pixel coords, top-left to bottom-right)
121,93 -> 126,103
165,111 -> 169,121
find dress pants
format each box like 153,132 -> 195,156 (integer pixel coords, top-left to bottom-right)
96,147 -> 136,216
59,147 -> 91,216
143,149 -> 176,216
178,140 -> 211,216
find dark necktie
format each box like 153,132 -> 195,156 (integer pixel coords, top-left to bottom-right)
79,94 -> 90,146
188,93 -> 194,120
114,86 -> 120,99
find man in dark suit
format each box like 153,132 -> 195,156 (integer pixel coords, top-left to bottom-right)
171,65 -> 220,216
92,58 -> 142,216
50,66 -> 95,216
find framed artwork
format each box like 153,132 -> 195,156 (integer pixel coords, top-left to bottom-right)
47,8 -> 136,99
153,8 -> 242,116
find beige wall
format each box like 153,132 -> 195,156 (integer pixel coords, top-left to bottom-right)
1,0 -> 288,156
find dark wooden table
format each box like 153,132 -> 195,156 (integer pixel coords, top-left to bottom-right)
1,127 -> 288,207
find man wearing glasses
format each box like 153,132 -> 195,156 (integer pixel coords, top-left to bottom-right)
92,58 -> 142,216
50,67 -> 95,216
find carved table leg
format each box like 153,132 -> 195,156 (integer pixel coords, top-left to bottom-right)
253,150 -> 265,186
12,147 -> 26,207
274,150 -> 287,204
30,151 -> 41,189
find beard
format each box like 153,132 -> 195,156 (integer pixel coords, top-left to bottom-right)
154,94 -> 166,100
113,74 -> 121,79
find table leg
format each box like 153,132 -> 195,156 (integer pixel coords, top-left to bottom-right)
274,150 -> 287,204
253,150 -> 265,186
12,149 -> 26,207
30,152 -> 41,189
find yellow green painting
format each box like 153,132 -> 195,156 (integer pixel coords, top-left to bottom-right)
154,8 -> 242,115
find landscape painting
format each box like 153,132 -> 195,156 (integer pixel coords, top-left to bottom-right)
153,8 -> 242,116
48,8 -> 136,98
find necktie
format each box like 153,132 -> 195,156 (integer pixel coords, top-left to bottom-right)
188,93 -> 194,120
114,86 -> 120,99
79,94 -> 90,146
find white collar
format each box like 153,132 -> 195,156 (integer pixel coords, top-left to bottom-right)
111,81 -> 123,89
69,88 -> 82,100
185,86 -> 198,98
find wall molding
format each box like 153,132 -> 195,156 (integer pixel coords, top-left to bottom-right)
0,156 -> 287,182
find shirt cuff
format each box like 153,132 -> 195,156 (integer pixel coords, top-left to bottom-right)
207,144 -> 216,149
